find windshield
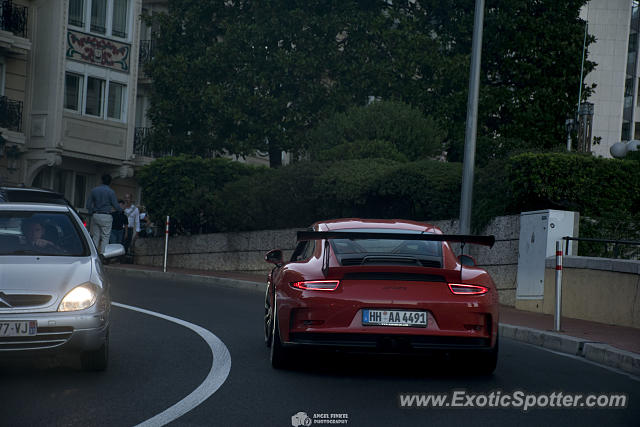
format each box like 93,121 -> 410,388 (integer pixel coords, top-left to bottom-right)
329,228 -> 442,267
0,211 -> 89,257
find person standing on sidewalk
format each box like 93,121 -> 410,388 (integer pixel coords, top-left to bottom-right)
87,174 -> 122,254
110,200 -> 127,244
123,193 -> 140,255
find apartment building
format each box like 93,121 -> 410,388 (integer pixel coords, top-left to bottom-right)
0,0 -> 150,210
581,0 -> 640,157
0,0 -> 30,186
0,0 -> 272,212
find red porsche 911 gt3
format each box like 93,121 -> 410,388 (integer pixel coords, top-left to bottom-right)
264,219 -> 499,373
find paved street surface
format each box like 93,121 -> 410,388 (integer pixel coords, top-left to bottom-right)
0,270 -> 638,426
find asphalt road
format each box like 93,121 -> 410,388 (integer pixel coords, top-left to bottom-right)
0,270 -> 638,427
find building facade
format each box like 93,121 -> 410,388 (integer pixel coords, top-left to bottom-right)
1,0 -> 31,186
581,0 -> 639,157
0,0 -> 271,213
0,0 -> 151,210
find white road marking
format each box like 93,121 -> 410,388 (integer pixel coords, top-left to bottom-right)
112,302 -> 232,426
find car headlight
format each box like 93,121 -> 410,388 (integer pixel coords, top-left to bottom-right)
58,285 -> 98,312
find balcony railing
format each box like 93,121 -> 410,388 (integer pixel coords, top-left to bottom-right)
139,39 -> 155,68
0,95 -> 23,132
134,127 -> 172,158
134,127 -> 151,156
0,0 -> 28,38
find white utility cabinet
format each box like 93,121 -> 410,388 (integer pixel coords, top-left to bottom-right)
516,210 -> 579,300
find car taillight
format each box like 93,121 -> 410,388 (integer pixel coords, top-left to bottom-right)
448,283 -> 488,295
291,280 -> 340,291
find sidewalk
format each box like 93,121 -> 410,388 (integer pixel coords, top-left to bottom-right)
106,263 -> 640,376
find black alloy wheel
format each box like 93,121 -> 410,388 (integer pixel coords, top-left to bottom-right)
264,284 -> 273,347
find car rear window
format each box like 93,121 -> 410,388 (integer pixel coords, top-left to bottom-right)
0,211 -> 89,257
3,189 -> 67,204
329,228 -> 442,267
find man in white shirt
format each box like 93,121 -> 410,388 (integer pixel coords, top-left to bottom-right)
123,193 -> 140,255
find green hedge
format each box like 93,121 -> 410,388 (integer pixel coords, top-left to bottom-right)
505,153 -> 640,217
139,153 -> 640,239
137,155 -> 260,234
213,158 -> 462,231
472,153 -> 640,232
212,162 -> 325,232
500,153 -> 640,257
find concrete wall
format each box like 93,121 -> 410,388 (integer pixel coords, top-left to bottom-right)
133,215 -> 521,306
543,256 -> 640,328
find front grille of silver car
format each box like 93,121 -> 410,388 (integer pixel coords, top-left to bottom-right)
0,326 -> 73,351
0,294 -> 52,308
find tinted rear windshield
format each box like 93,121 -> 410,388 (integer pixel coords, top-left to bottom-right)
0,211 -> 89,256
329,228 -> 442,267
4,189 -> 67,204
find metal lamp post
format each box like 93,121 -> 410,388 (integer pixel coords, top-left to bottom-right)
459,0 -> 485,240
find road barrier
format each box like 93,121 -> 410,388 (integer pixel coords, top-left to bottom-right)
163,216 -> 169,273
554,241 -> 563,331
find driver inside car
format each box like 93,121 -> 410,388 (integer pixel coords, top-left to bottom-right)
21,218 -> 63,252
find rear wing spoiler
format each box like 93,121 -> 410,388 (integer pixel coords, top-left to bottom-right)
297,231 -> 495,248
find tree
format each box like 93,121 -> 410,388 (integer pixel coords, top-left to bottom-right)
396,0 -> 596,161
305,100 -> 446,161
145,1 -> 396,167
145,0 -> 594,166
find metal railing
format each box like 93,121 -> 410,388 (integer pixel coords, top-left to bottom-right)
134,127 -> 173,158
0,0 -> 28,38
134,127 -> 152,156
563,236 -> 640,260
139,39 -> 155,68
0,96 -> 23,132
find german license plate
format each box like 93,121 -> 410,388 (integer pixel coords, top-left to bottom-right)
362,309 -> 427,327
0,321 -> 37,337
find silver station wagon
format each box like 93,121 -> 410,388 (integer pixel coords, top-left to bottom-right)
0,203 -> 123,370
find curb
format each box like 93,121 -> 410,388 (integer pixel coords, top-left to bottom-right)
105,265 -> 267,293
499,324 -> 640,377
582,343 -> 640,376
107,266 -> 640,377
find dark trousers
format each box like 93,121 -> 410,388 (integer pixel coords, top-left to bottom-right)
123,227 -> 134,254
110,229 -> 124,244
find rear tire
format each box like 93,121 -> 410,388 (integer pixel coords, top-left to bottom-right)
270,314 -> 289,369
81,331 -> 109,371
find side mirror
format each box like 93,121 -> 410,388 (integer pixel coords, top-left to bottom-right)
265,249 -> 283,265
103,243 -> 125,259
458,254 -> 476,267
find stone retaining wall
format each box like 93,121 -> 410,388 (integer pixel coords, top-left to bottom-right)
134,215 -> 520,305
